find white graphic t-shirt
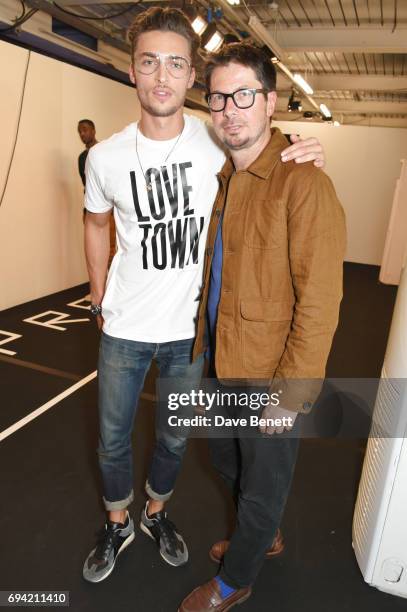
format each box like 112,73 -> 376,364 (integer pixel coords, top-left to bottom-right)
85,114 -> 226,342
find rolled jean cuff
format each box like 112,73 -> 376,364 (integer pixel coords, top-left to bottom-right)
145,479 -> 173,502
103,488 -> 134,511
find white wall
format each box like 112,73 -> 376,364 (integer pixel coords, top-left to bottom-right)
1,38 -> 406,310
0,41 -> 140,310
0,41 -> 211,310
273,119 -> 407,266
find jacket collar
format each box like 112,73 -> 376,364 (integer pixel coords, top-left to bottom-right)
218,127 -> 288,184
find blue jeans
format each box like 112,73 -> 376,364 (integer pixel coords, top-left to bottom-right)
97,332 -> 204,511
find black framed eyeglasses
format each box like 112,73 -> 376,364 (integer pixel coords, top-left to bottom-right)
206,88 -> 269,112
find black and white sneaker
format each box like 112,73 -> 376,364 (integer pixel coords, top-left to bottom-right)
83,512 -> 135,583
139,502 -> 188,567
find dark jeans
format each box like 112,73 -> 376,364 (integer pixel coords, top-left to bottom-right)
97,332 -> 204,511
209,397 -> 300,589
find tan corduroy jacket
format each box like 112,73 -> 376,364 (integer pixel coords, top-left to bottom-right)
192,128 -> 347,413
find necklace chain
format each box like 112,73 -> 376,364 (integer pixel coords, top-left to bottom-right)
135,123 -> 183,191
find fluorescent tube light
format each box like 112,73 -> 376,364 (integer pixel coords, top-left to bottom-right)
192,16 -> 207,35
204,31 -> 224,52
320,103 -> 332,118
293,73 -> 313,95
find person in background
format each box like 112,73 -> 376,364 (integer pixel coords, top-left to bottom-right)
78,119 -> 115,260
78,119 -> 98,187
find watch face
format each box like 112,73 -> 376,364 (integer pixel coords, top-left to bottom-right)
90,304 -> 102,316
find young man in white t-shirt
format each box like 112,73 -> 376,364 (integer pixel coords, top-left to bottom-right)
82,6 -> 326,583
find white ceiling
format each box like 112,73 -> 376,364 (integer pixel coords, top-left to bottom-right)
4,0 -> 407,127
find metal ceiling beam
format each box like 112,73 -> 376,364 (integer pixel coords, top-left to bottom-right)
275,96 -> 407,115
277,72 -> 407,92
272,113 -> 407,128
56,1 -> 127,4
247,16 -> 285,58
275,27 -> 407,54
311,73 -> 407,91
24,0 -> 130,52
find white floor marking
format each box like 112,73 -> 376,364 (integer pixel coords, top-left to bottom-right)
23,311 -> 90,331
0,370 -> 97,442
67,297 -> 91,311
0,372 -> 156,442
0,330 -> 22,356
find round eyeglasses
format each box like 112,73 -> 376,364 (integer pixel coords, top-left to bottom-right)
134,52 -> 192,79
206,88 -> 269,112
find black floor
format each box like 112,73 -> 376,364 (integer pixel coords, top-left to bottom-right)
0,263 -> 405,611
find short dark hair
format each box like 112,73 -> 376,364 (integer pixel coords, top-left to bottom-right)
128,7 -> 200,66
205,43 -> 276,92
78,119 -> 95,129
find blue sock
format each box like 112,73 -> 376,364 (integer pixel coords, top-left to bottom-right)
215,576 -> 236,598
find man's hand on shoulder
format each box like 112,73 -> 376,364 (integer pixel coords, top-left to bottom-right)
281,134 -> 325,168
259,402 -> 298,436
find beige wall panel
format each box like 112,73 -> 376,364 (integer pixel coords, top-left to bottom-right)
0,41 -> 29,195
0,44 -> 140,310
274,120 -> 407,267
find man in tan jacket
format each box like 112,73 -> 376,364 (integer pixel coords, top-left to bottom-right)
180,43 -> 346,612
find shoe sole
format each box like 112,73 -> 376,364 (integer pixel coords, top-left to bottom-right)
83,531 -> 135,583
139,521 -> 189,567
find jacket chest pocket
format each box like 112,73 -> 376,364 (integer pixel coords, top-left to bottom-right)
244,199 -> 285,249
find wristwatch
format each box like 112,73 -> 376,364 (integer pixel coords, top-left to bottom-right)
90,304 -> 102,316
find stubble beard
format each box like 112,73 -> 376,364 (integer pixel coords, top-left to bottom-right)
141,101 -> 181,118
224,134 -> 250,150
139,92 -> 183,119
221,118 -> 268,152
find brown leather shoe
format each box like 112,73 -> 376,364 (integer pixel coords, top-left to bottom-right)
209,529 -> 284,563
178,578 -> 251,612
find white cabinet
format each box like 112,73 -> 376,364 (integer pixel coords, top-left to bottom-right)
380,159 -> 407,285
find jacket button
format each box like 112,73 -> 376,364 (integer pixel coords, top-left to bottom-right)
206,247 -> 213,256
215,209 -> 221,217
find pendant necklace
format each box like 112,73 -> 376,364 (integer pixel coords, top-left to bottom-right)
135,123 -> 184,192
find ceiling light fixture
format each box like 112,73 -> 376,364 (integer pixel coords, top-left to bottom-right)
201,22 -> 216,47
287,90 -> 302,112
320,103 -> 332,118
191,15 -> 208,35
293,73 -> 313,95
204,30 -> 224,52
